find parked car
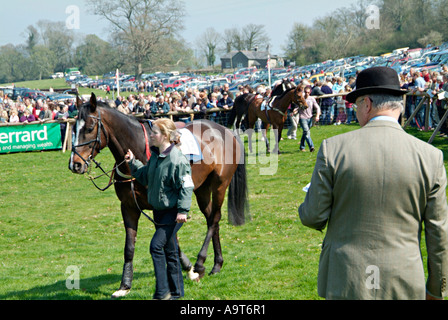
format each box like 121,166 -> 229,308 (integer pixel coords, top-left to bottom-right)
51,72 -> 64,79
22,90 -> 47,100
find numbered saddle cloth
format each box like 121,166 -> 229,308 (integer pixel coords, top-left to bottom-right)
178,128 -> 203,163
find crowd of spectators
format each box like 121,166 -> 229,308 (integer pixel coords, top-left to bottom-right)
2,69 -> 448,139
286,67 -> 448,138
0,94 -> 77,124
110,84 -> 236,125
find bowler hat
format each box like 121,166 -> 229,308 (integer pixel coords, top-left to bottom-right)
346,67 -> 407,103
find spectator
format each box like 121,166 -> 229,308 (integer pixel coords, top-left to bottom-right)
298,86 -> 321,152
334,89 -> 347,125
0,108 -> 8,123
185,90 -> 196,109
19,108 -> 36,123
221,83 -> 234,99
152,96 -> 171,115
127,95 -> 136,114
217,92 -> 234,110
39,103 -> 53,120
117,101 -> 129,114
320,81 -> 334,125
193,97 -> 207,119
207,93 -> 219,122
299,66 -> 448,300
9,109 -> 19,123
332,77 -> 345,94
344,85 -> 355,124
412,72 -> 429,129
311,81 -> 324,96
428,73 -> 442,129
143,104 -> 154,120
177,97 -> 192,124
217,91 -> 234,126
439,74 -> 448,137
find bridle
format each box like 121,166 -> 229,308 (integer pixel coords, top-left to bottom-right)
71,106 -> 167,226
71,108 -> 118,191
293,87 -> 308,111
72,108 -> 108,167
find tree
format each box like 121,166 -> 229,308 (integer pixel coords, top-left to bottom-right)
0,45 -> 30,83
222,24 -> 271,52
75,34 -> 121,75
242,24 -> 270,51
36,20 -> 75,72
30,45 -> 56,80
86,0 -> 186,79
197,27 -> 221,67
24,25 -> 40,53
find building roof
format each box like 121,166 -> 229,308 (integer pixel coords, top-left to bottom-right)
221,50 -> 278,60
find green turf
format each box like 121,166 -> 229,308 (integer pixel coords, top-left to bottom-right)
0,123 -> 446,300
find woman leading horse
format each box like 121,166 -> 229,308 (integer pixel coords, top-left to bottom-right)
69,93 -> 249,298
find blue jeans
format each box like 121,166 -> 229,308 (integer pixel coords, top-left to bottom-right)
320,105 -> 332,125
299,118 -> 314,151
150,210 -> 184,299
346,108 -> 354,124
415,97 -> 432,129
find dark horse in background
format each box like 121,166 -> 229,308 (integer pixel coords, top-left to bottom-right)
229,82 -> 307,154
227,79 -> 297,135
69,93 -> 249,298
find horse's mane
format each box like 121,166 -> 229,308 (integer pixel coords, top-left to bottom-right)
78,100 -> 140,126
276,86 -> 296,100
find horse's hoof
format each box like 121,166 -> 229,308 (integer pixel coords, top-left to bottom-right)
111,289 -> 130,298
187,268 -> 200,282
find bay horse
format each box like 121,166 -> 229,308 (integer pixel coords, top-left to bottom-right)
68,93 -> 249,298
244,85 -> 307,154
228,79 -> 296,134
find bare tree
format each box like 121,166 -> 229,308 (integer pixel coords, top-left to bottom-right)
222,24 -> 270,52
223,27 -> 245,52
86,0 -> 186,79
242,24 -> 270,51
197,27 -> 221,67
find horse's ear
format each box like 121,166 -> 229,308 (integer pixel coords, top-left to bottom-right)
76,95 -> 83,109
89,93 -> 97,112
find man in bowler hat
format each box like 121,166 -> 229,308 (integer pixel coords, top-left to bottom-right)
299,66 -> 448,300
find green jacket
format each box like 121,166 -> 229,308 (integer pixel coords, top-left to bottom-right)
129,145 -> 193,214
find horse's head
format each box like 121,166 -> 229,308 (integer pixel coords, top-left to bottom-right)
69,93 -> 108,174
293,86 -> 308,110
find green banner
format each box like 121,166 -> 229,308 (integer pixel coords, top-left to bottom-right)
0,122 -> 62,154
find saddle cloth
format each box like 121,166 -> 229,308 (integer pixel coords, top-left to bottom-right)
260,96 -> 277,112
178,128 -> 203,163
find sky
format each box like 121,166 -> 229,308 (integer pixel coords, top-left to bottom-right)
0,0 -> 359,55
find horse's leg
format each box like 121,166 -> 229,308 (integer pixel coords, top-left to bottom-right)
235,114 -> 242,136
112,203 -> 140,298
274,122 -> 284,154
247,112 -> 257,154
208,184 -> 229,275
192,183 -> 213,279
263,123 -> 270,153
177,238 -> 199,281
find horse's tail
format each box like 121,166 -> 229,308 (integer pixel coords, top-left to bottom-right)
227,134 -> 250,226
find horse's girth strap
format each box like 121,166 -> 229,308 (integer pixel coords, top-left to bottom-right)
141,123 -> 151,161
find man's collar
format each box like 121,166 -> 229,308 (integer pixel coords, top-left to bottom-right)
369,115 -> 399,123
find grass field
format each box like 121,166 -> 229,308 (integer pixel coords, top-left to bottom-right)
0,123 -> 447,300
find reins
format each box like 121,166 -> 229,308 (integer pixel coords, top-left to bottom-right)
73,113 -> 165,226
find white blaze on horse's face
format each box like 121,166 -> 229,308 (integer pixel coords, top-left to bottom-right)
69,119 -> 86,172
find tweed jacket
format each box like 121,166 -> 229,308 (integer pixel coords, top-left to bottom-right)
299,120 -> 448,300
